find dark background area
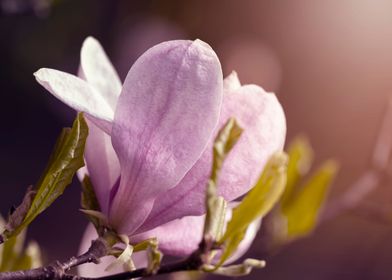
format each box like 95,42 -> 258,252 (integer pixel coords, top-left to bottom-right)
2,0 -> 392,279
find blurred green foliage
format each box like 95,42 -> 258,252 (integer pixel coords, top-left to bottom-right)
0,215 -> 42,272
271,136 -> 338,245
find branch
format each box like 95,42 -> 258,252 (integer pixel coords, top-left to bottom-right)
0,236 -> 110,280
84,252 -> 203,280
0,233 -> 208,280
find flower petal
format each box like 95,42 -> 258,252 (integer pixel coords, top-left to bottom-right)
133,206 -> 260,262
132,215 -> 203,256
78,224 -> 147,277
84,119 -> 120,214
34,68 -> 114,123
109,40 -> 223,235
140,82 -> 286,232
80,37 -> 122,110
223,71 -> 241,92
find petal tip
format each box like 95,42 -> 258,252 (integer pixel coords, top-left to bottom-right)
224,71 -> 241,91
83,36 -> 99,47
33,68 -> 44,79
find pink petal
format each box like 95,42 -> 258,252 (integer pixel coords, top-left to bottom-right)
109,40 -> 223,235
133,206 -> 260,262
34,68 -> 114,123
78,224 -> 147,277
77,166 -> 89,182
84,118 -> 120,214
223,71 -> 241,92
140,81 -> 286,232
132,215 -> 203,256
79,37 -> 122,110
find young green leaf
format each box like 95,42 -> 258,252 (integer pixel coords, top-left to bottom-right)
4,187 -> 36,234
203,258 -> 265,277
146,240 -> 162,274
106,235 -> 135,272
0,222 -> 41,273
1,113 -> 88,240
12,241 -> 42,271
80,175 -> 106,234
283,160 -> 338,238
203,118 -> 242,241
281,136 -> 313,208
217,152 -> 288,264
211,118 -> 243,183
0,233 -> 24,272
132,238 -> 162,273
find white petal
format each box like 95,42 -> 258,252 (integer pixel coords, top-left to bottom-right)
80,37 -> 122,110
34,68 -> 114,123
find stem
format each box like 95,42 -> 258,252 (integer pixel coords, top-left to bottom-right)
62,237 -> 109,271
85,251 -> 203,280
0,245 -> 204,280
0,237 -> 110,280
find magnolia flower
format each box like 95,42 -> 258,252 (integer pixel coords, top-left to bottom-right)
34,37 -> 286,276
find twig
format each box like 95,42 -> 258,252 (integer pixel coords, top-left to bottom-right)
85,252 -> 203,280
61,237 -> 109,271
0,231 -> 208,280
0,236 -> 110,280
0,256 -> 203,280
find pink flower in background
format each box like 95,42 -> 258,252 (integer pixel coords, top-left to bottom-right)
34,37 -> 286,275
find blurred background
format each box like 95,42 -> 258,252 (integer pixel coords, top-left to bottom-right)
2,0 -> 392,279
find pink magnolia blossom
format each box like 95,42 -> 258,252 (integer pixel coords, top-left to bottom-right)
34,37 -> 286,274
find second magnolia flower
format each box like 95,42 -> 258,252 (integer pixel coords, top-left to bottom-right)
34,37 -> 286,259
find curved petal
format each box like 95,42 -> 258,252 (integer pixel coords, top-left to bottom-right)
34,68 -> 114,123
133,206 -> 260,263
141,83 -> 286,232
77,166 -> 89,182
84,118 -> 120,214
78,224 -> 148,277
223,71 -> 241,92
132,215 -> 203,256
80,37 -> 122,110
109,40 -> 223,235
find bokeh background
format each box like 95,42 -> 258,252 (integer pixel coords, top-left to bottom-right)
2,0 -> 392,279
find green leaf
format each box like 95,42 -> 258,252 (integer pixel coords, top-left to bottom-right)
106,235 -> 135,272
0,233 -> 24,272
80,175 -> 105,234
283,160 -> 338,238
0,224 -> 42,272
218,152 -> 288,264
1,113 -> 88,240
132,238 -> 162,274
146,240 -> 162,274
203,258 -> 265,277
81,175 -> 100,213
203,118 -> 242,242
4,187 -> 36,234
281,136 -> 313,208
211,118 -> 243,183
12,241 -> 42,271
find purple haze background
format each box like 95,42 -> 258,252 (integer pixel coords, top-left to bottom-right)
2,0 -> 392,279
